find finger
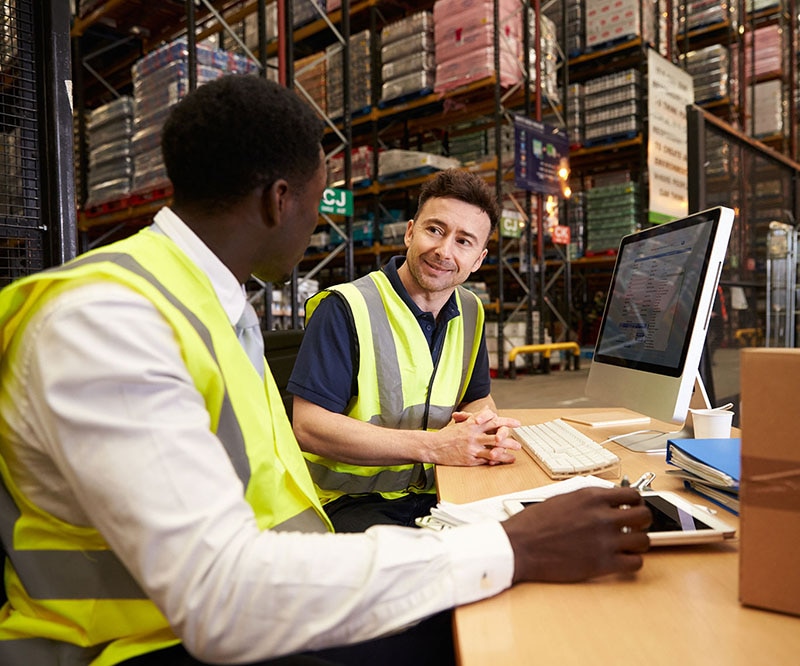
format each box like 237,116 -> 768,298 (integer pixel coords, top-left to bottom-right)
610,552 -> 646,574
471,407 -> 496,426
478,417 -> 521,435
628,506 -> 654,531
472,450 -> 495,465
608,487 -> 646,507
493,431 -> 521,450
486,447 -> 516,464
476,442 -> 515,463
615,506 -> 652,533
450,411 -> 472,423
619,532 -> 651,554
478,429 -> 514,448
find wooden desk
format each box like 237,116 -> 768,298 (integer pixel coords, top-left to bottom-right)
435,408 -> 800,666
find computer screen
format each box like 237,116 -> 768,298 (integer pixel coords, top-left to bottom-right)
584,206 -> 734,451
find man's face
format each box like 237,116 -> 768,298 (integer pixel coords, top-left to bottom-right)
403,196 -> 491,295
255,149 -> 327,282
289,152 -> 328,268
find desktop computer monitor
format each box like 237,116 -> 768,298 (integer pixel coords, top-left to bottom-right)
584,206 -> 734,451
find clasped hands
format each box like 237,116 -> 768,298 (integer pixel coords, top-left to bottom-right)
432,407 -> 521,466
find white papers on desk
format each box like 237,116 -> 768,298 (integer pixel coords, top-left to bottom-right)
423,475 -> 615,530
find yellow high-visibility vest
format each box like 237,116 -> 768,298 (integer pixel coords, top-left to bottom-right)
0,228 -> 331,665
303,270 -> 483,504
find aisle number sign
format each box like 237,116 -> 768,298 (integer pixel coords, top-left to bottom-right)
500,209 -> 524,238
319,187 -> 353,215
551,225 -> 571,246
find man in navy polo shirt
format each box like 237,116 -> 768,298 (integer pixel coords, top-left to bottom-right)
289,169 -> 522,532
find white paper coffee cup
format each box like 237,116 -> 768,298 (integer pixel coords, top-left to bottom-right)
691,409 -> 734,439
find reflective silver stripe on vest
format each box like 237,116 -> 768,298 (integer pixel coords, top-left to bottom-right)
0,251 -> 311,603
0,472 -> 146,599
456,285 -> 479,401
271,506 -> 330,533
354,277 -> 405,426
0,636 -> 109,664
356,278 -> 477,430
306,459 -> 434,494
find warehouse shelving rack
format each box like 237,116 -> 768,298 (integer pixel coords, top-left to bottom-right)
742,0 -> 797,158
256,0 -> 355,330
674,1 -> 798,175
491,0 -> 577,373
70,0 -> 357,330
561,0 -> 674,346
68,1 -> 656,361
71,1 -> 272,244
674,1 -> 744,130
279,0 -> 575,370
69,0 -> 800,356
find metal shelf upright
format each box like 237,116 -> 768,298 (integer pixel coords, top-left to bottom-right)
492,0 -> 575,377
263,0 -> 353,329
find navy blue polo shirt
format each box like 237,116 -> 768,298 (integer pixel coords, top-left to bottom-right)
287,256 -> 492,414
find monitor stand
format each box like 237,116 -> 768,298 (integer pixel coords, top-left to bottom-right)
612,375 -> 712,452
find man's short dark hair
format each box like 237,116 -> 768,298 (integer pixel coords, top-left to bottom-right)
415,169 -> 500,237
162,75 -> 325,210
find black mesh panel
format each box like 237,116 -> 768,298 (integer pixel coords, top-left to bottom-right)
0,0 -> 42,286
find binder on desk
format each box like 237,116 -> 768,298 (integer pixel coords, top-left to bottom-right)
666,438 -> 741,515
664,469 -> 741,514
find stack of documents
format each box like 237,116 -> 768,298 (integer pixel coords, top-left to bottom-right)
666,438 -> 740,514
418,475 -> 614,530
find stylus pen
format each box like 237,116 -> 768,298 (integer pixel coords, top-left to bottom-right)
619,475 -> 630,488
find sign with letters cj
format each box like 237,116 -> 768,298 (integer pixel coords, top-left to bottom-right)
319,188 -> 353,216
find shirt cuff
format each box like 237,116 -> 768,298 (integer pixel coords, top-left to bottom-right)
444,521 -> 515,605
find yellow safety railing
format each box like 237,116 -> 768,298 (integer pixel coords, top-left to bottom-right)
507,342 -> 581,377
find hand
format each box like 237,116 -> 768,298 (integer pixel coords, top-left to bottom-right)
501,487 -> 652,583
428,407 -> 521,466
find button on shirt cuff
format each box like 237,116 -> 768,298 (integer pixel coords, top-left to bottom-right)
443,521 -> 515,605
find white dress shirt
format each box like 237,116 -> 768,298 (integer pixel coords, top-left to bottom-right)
1,207 -> 514,662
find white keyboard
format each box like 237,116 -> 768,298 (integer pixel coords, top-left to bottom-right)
512,419 -> 621,479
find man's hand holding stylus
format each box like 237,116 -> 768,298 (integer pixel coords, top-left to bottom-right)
502,487 -> 652,583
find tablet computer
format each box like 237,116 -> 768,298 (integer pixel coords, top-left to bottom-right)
503,491 -> 735,546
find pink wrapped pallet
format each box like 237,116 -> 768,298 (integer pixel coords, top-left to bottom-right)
329,145 -> 376,186
742,25 -> 782,81
434,0 -> 522,44
435,23 -> 521,64
433,0 -> 520,30
434,46 -> 520,93
433,0 -> 522,93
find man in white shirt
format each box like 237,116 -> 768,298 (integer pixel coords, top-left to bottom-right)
0,75 -> 651,666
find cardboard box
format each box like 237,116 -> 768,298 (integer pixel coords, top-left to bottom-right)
739,348 -> 800,616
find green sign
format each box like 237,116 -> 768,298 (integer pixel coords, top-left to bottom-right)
319,187 -> 353,215
500,209 -> 524,238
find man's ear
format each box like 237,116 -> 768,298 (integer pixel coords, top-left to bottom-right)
262,179 -> 289,228
403,219 -> 415,247
472,247 -> 489,272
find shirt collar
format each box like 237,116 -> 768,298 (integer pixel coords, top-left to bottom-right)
152,206 -> 246,326
382,256 -> 460,323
